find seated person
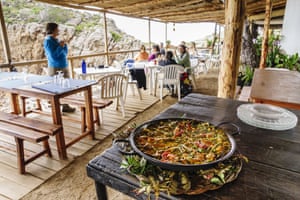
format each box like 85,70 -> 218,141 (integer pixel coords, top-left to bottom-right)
174,44 -> 191,73
158,51 -> 176,66
148,44 -> 161,61
135,45 -> 149,62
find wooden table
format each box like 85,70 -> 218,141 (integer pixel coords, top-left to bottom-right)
87,93 -> 300,200
0,72 -> 96,159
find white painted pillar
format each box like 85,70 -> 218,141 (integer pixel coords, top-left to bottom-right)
281,0 -> 300,55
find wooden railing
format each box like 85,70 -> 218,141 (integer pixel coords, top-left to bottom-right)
0,49 -> 140,77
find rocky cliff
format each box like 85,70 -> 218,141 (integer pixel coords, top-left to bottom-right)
0,0 -> 141,71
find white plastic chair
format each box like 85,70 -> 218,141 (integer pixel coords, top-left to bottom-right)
155,64 -> 184,101
97,73 -> 128,118
123,62 -> 143,102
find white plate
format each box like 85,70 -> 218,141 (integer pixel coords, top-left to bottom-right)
237,104 -> 298,130
250,104 -> 284,120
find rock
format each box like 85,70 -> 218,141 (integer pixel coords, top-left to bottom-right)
66,17 -> 82,26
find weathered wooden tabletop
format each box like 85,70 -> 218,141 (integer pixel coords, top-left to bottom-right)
87,93 -> 300,200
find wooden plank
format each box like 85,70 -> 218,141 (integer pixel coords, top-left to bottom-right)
0,112 -> 61,135
0,150 -> 56,180
0,122 -> 49,143
0,162 -> 43,189
0,90 -> 159,199
0,194 -> 11,200
0,176 -> 30,200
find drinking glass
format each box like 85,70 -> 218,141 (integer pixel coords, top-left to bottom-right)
53,75 -> 59,84
22,67 -> 28,83
57,71 -> 64,86
62,79 -> 70,88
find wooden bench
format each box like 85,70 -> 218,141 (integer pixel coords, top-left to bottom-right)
0,112 -> 62,136
0,121 -> 51,174
0,112 -> 62,174
61,96 -> 113,132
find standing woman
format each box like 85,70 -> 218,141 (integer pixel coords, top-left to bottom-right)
44,22 -> 69,77
44,22 -> 75,112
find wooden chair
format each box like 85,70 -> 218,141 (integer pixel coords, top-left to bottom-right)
155,64 -> 184,101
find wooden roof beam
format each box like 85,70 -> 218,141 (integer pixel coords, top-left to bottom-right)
246,0 -> 285,13
130,3 -> 223,17
248,8 -> 284,21
116,0 -> 207,12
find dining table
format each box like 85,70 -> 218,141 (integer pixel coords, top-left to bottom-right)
144,62 -> 162,96
0,72 -> 96,159
73,66 -> 122,80
86,93 -> 300,200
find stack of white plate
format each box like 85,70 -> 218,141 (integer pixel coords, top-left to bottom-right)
237,103 -> 298,130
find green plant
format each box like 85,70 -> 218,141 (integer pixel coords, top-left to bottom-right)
75,24 -> 85,33
254,32 -> 300,71
110,31 -> 122,42
241,66 -> 254,86
206,39 -> 213,47
275,53 -> 300,71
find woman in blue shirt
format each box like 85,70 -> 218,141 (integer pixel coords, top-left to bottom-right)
44,22 -> 69,77
44,22 -> 75,112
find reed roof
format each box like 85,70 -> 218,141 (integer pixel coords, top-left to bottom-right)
36,0 -> 286,23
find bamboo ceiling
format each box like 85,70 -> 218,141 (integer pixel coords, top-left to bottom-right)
35,0 -> 286,23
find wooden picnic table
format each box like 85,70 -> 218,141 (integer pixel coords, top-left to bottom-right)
87,93 -> 300,200
0,72 -> 96,159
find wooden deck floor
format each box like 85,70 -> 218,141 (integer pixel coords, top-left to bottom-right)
0,90 -> 162,200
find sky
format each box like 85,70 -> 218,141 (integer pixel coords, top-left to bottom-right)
107,14 -> 216,46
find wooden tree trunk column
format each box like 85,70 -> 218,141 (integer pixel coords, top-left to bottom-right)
218,0 -> 246,99
0,2 -> 12,65
259,0 -> 273,69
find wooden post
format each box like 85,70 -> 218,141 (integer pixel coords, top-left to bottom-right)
211,22 -> 218,55
103,12 -> 109,65
165,23 -> 168,44
217,24 -> 221,55
218,0 -> 245,99
148,19 -> 151,50
0,2 -> 12,65
259,0 -> 273,69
